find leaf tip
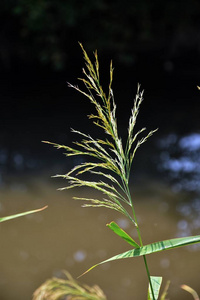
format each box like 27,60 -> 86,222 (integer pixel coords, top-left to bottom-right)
77,265 -> 97,279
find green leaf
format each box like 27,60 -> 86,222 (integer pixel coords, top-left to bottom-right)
148,276 -> 162,300
0,206 -> 48,223
106,221 -> 140,248
78,235 -> 200,277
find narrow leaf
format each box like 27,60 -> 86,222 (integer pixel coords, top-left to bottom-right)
181,284 -> 199,300
0,206 -> 48,223
148,276 -> 162,300
107,221 -> 139,248
160,280 -> 170,300
79,235 -> 200,277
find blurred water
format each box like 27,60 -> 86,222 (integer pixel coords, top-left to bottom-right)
0,169 -> 200,299
158,133 -> 200,192
157,132 -> 200,242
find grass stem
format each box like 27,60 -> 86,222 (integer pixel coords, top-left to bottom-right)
143,255 -> 155,300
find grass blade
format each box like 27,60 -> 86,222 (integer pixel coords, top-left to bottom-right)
0,206 -> 48,223
160,280 -> 170,300
181,284 -> 199,300
78,235 -> 200,277
148,276 -> 162,300
106,221 -> 139,248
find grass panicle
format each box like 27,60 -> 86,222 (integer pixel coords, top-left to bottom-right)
43,44 -> 157,299
33,271 -> 106,300
43,43 -> 156,223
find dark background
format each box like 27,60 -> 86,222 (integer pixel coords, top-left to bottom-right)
1,3 -> 200,299
1,0 -> 200,180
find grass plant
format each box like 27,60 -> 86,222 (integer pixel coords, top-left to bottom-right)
0,206 -> 47,223
33,270 -> 106,300
43,44 -> 200,299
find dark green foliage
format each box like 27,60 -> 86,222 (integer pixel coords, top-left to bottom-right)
1,0 -> 200,69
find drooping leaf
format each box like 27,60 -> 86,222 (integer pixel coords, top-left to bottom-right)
106,221 -> 139,248
148,276 -> 162,300
0,206 -> 48,223
181,284 -> 199,300
78,235 -> 200,277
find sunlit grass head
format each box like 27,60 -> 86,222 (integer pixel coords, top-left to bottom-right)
43,43 -> 157,223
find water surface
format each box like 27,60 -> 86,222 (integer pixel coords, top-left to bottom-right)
0,175 -> 200,300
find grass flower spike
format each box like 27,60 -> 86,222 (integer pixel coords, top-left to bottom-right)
44,43 -> 157,226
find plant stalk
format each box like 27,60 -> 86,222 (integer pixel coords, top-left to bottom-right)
143,255 -> 155,300
126,183 -> 155,300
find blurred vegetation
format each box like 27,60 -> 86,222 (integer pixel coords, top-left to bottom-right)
1,0 -> 200,70
33,271 -> 107,300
